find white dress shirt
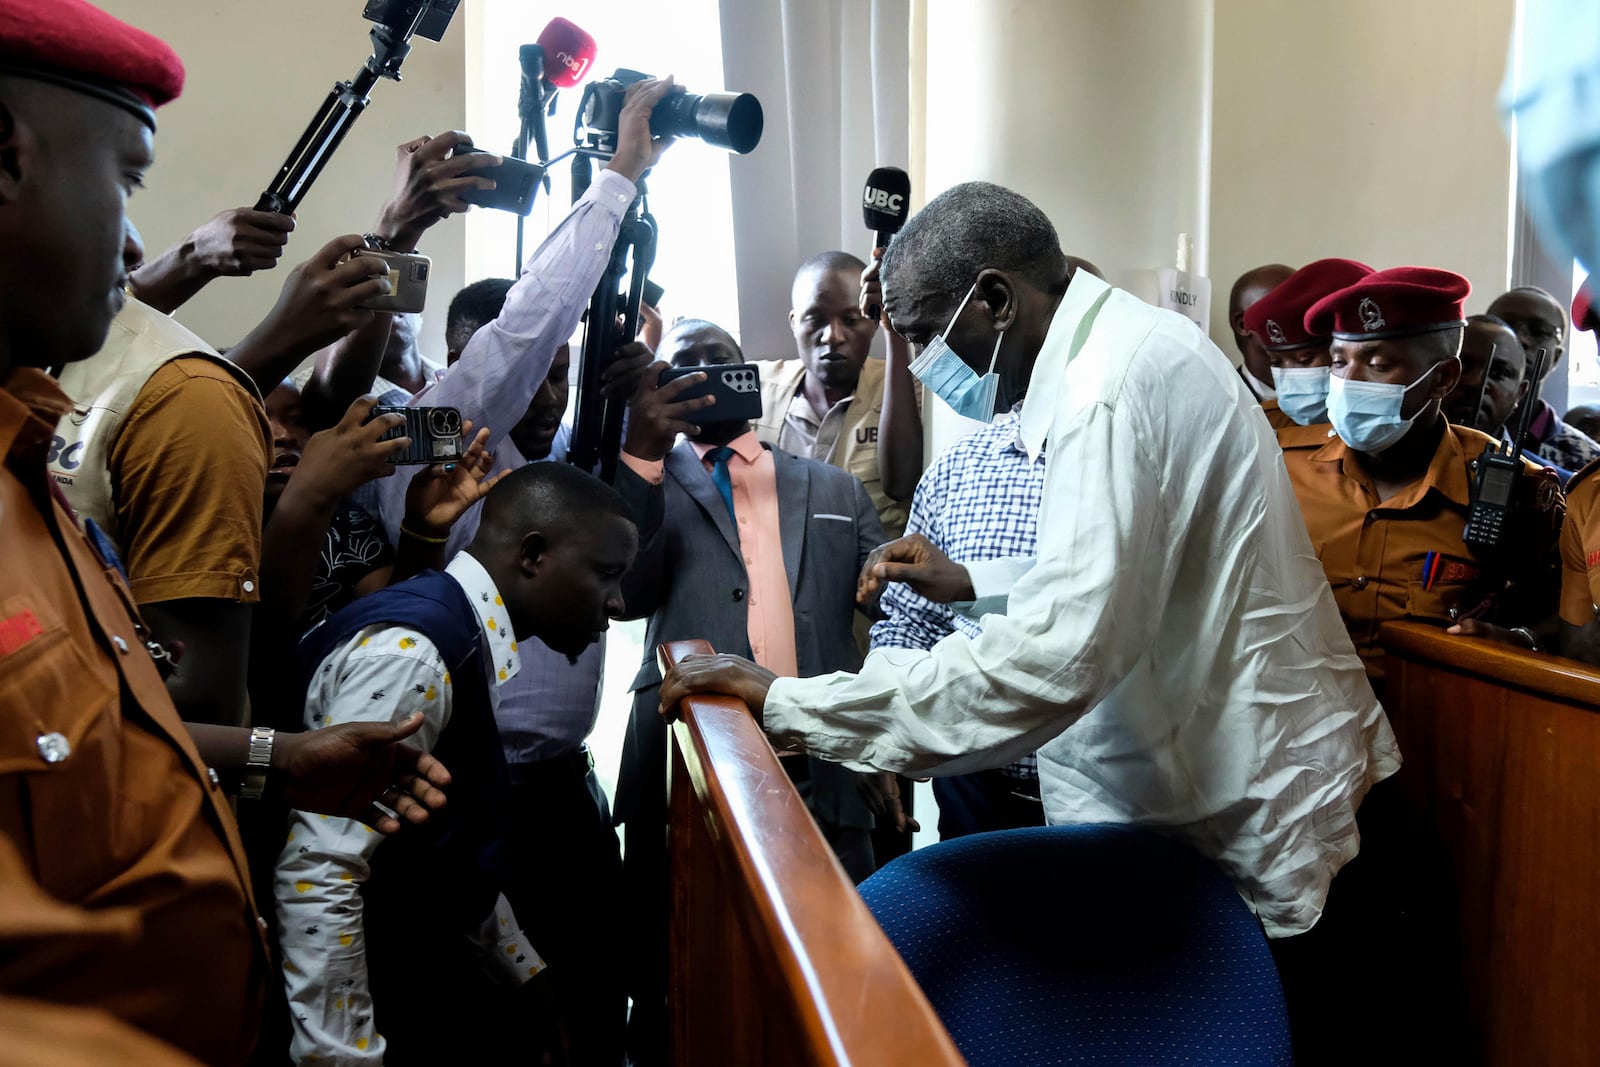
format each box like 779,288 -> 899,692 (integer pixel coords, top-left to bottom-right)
763,271 -> 1400,938
275,553 -> 540,1066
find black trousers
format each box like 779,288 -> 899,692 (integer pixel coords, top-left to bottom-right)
500,747 -> 629,1067
1267,774 -> 1465,1066
932,770 -> 1047,840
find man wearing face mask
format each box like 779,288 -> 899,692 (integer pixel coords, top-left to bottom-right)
1279,268 -> 1564,682
657,183 -> 1397,1008
1240,257 -> 1373,431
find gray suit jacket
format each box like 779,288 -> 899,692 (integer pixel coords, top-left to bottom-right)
612,439 -> 886,829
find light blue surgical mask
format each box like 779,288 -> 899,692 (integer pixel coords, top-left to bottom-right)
1326,363 -> 1440,453
1270,365 -> 1332,426
908,280 -> 1006,422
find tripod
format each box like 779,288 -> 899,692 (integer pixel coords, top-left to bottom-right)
567,152 -> 657,483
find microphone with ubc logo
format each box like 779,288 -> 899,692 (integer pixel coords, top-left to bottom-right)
862,166 -> 911,320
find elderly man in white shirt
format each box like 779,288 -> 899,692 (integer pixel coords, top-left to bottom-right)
659,181 -> 1401,1049
276,462 -> 639,1066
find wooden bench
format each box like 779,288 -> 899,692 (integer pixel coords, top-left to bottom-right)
660,639 -> 965,1066
1382,621 -> 1600,1065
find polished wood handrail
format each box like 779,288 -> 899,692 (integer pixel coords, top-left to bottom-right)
660,639 -> 965,1067
1380,620 -> 1600,709
1380,622 -> 1600,1065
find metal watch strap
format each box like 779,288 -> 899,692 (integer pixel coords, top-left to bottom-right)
240,726 -> 275,801
362,232 -> 398,252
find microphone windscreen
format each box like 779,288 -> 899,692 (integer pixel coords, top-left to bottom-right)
537,17 -> 597,89
863,166 -> 912,236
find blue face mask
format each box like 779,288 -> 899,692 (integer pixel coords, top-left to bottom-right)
1326,363 -> 1440,453
908,280 -> 1006,422
1270,365 -> 1331,425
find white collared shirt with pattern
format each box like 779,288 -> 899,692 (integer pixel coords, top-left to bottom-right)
275,552 -> 531,1067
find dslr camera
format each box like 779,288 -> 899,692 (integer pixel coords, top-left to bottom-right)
576,69 -> 764,156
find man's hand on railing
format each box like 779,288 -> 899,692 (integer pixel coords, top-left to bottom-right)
658,653 -> 777,722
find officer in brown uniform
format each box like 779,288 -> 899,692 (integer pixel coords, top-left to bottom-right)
1241,257 -> 1373,431
0,4 -> 449,1062
1279,266 -> 1564,684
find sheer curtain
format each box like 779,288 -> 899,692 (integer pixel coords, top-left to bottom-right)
719,0 -> 911,361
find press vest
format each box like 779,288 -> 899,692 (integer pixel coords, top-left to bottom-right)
50,297 -> 261,548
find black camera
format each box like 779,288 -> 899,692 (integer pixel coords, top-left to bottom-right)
367,405 -> 465,465
576,69 -> 763,156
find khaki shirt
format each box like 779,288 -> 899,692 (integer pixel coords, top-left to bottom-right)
1280,421 -> 1562,680
0,369 -> 266,1065
1559,459 -> 1600,626
1260,398 -> 1295,430
752,356 -> 913,538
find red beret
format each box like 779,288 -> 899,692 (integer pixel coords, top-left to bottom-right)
1243,257 -> 1373,350
1574,281 -> 1598,333
1304,266 -> 1470,342
0,0 -> 184,130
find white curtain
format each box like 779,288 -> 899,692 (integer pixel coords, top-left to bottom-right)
718,0 -> 911,361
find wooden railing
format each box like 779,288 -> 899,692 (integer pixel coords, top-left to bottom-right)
660,639 -> 965,1067
1381,622 -> 1600,1066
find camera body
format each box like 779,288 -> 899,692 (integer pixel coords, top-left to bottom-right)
367,405 -> 465,465
350,248 -> 431,313
658,363 -> 764,425
453,146 -> 545,216
576,69 -> 764,156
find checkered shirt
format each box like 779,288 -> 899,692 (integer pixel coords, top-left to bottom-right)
870,411 -> 1046,780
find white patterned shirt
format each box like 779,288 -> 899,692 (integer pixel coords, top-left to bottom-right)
275,552 -> 537,1066
764,271 -> 1400,937
870,408 -> 1044,780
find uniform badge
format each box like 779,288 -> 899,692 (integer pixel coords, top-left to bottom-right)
1359,297 -> 1385,332
1266,319 -> 1287,345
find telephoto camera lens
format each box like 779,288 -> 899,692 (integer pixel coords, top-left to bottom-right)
650,91 -> 764,154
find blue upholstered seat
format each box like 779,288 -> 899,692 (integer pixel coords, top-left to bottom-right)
859,824 -> 1292,1066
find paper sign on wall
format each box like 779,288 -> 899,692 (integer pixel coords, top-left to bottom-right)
1158,268 -> 1211,333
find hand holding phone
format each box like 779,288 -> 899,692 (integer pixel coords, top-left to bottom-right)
452,146 -> 546,216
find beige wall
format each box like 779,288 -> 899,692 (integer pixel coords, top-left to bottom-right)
1207,0 -> 1517,353
98,1 -> 468,362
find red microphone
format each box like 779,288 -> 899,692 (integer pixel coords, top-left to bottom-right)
537,17 -> 597,89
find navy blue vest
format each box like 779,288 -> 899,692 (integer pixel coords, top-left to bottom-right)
293,569 -> 510,930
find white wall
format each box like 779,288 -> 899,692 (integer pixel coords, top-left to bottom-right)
98,1 -> 468,362
917,0 -> 1214,450
1207,0 -> 1517,352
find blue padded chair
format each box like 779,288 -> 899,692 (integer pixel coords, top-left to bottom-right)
859,824 -> 1292,1066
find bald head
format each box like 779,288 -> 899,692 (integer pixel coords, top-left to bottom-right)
1229,263 -> 1294,389
1487,286 -> 1568,385
468,462 -> 637,658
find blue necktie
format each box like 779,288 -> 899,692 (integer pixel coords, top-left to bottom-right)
707,446 -> 737,525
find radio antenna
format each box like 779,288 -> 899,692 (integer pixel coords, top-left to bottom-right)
1470,341 -> 1494,435
1508,346 -> 1548,456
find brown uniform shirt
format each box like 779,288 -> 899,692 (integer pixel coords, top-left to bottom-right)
1280,421 -> 1561,680
1260,397 -> 1296,430
0,369 -> 266,1064
1559,459 -> 1600,626
112,357 -> 270,605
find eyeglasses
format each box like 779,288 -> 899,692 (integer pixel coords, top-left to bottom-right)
1497,314 -> 1564,343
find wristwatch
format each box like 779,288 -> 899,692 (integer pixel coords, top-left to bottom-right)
1509,626 -> 1540,653
240,726 -> 275,801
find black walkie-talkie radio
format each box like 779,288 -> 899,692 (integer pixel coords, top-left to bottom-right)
1463,346 -> 1546,556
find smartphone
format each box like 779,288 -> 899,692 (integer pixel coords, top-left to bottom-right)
454,146 -> 545,216
658,364 -> 763,425
366,405 -> 465,465
351,248 -> 431,314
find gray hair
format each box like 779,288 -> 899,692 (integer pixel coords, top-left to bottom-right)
880,181 -> 1068,313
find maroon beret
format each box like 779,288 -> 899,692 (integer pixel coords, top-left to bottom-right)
0,0 -> 184,130
1243,257 -> 1373,350
1304,266 -> 1471,342
1574,281 -> 1598,333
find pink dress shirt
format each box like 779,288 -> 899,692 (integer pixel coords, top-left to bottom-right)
620,433 -> 798,678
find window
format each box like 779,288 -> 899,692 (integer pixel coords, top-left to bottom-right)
1568,262 -> 1599,409
465,0 -> 741,341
